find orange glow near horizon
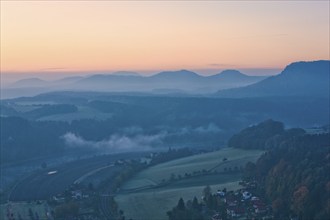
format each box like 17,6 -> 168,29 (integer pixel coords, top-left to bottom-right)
1,1 -> 329,73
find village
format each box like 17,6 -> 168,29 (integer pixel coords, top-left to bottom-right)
210,181 -> 273,220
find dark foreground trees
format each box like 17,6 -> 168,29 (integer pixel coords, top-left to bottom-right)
239,122 -> 330,219
167,197 -> 204,220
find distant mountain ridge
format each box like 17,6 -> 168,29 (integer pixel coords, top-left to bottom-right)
111,71 -> 140,76
74,69 -> 266,93
216,60 -> 329,98
150,70 -> 201,80
210,69 -> 247,78
4,69 -> 266,98
208,69 -> 265,84
54,76 -> 84,84
13,78 -> 48,87
6,60 -> 328,99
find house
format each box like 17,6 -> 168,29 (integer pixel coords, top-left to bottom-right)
217,190 -> 226,197
53,196 -> 65,203
115,159 -> 125,165
255,204 -> 267,214
252,200 -> 267,214
227,206 -> 245,218
242,191 -> 252,200
251,196 -> 259,201
255,206 -> 267,214
72,190 -> 82,199
212,213 -> 222,220
225,195 -> 237,207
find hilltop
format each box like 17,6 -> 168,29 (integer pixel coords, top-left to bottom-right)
216,60 -> 330,98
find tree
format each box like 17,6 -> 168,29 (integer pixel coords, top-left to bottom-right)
292,186 -> 309,217
35,212 -> 39,220
272,198 -> 287,217
203,185 -> 212,199
192,197 -> 199,211
118,209 -> 125,220
177,198 -> 185,211
41,162 -> 47,169
244,162 -> 256,181
18,213 -> 23,220
170,173 -> 176,181
88,182 -> 94,191
168,198 -> 189,220
54,202 -> 79,219
28,208 -> 35,220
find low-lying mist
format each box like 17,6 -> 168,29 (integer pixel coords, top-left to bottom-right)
62,132 -> 166,154
61,123 -> 226,154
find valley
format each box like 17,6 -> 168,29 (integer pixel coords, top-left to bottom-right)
0,60 -> 329,220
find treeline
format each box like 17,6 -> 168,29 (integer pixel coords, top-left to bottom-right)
167,186 -> 227,220
24,104 -> 77,119
150,148 -> 193,165
237,120 -> 330,219
0,103 -> 77,119
167,197 -> 206,220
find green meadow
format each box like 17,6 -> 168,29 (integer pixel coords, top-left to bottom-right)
116,147 -> 263,220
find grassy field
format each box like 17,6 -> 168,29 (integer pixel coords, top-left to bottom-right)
0,201 -> 49,220
117,181 -> 240,220
8,101 -> 113,121
116,147 -> 263,220
10,104 -> 42,113
121,148 -> 263,190
14,101 -> 57,105
11,101 -> 57,112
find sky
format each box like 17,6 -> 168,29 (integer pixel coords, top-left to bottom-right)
1,1 -> 329,79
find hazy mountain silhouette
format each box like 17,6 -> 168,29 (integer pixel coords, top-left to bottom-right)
73,73 -> 145,92
54,76 -> 84,84
208,70 -> 266,83
3,69 -> 265,98
216,60 -> 330,98
111,71 -> 140,76
12,78 -> 49,87
72,69 -> 265,93
149,70 -> 202,82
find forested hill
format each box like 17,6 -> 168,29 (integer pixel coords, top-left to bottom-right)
233,120 -> 330,219
228,119 -> 306,149
216,60 -> 330,98
253,133 -> 329,219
